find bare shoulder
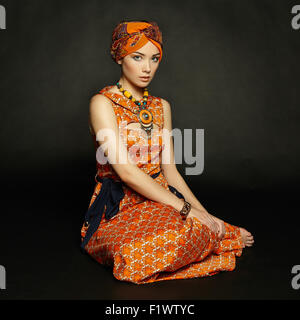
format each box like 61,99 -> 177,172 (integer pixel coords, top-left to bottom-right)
159,97 -> 171,107
89,93 -> 119,134
89,93 -> 115,116
90,93 -> 112,108
159,97 -> 172,115
159,98 -> 171,109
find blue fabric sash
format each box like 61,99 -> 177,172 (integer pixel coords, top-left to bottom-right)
80,170 -> 185,253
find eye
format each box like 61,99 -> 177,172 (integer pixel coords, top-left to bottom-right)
152,56 -> 159,62
133,55 -> 142,61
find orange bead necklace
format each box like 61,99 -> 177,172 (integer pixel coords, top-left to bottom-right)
117,82 -> 154,137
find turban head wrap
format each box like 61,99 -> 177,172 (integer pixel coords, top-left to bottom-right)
110,21 -> 163,64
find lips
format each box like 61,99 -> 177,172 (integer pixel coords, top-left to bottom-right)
140,77 -> 150,80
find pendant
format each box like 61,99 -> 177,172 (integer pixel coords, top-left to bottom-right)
138,107 -> 153,137
116,82 -> 153,137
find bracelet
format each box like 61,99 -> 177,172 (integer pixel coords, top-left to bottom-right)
180,200 -> 192,220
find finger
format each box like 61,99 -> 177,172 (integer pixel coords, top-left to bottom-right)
210,224 -> 218,234
213,223 -> 219,233
210,222 -> 219,235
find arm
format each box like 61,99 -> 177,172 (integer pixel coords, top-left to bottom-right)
164,169 -> 226,237
160,98 -> 225,238
160,98 -> 209,213
89,94 -> 185,212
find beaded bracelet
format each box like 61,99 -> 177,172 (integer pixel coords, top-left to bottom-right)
180,200 -> 192,220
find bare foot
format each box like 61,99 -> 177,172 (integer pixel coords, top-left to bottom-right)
239,227 -> 254,247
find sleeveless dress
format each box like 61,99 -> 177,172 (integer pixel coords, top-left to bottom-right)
80,85 -> 244,284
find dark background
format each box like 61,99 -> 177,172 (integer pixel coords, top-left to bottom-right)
0,0 -> 299,300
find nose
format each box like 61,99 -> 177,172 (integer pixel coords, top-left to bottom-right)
142,60 -> 151,74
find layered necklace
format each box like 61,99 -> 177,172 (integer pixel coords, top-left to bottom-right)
117,82 -> 154,137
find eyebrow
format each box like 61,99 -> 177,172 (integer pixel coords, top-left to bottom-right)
132,51 -> 160,56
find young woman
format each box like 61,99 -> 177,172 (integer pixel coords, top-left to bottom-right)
80,20 -> 254,284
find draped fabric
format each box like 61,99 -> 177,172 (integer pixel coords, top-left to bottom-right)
110,21 -> 163,63
80,85 -> 244,284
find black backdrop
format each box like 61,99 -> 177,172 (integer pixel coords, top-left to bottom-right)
0,0 -> 300,300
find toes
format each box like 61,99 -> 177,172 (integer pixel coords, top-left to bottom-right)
246,239 -> 254,246
240,227 -> 253,238
240,227 -> 250,234
239,227 -> 255,248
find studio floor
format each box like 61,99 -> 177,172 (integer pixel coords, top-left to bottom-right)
1,170 -> 299,300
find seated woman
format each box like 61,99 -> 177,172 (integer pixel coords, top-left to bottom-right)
80,20 -> 254,284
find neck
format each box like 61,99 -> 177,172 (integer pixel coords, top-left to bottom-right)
117,76 -> 146,100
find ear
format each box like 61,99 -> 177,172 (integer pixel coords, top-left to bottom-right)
117,59 -> 122,65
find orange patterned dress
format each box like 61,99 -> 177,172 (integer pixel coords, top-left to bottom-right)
80,85 -> 244,284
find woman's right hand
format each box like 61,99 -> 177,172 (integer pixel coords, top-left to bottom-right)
187,207 -> 219,235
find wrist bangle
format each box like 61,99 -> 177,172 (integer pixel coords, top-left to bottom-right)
180,201 -> 191,220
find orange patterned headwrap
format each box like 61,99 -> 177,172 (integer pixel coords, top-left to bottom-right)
110,21 -> 163,64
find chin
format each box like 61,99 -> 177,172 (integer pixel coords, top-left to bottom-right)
136,81 -> 149,88
140,79 -> 151,85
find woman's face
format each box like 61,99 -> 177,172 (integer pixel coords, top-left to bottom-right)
117,41 -> 161,87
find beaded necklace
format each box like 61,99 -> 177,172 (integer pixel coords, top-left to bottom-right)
117,82 -> 154,137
